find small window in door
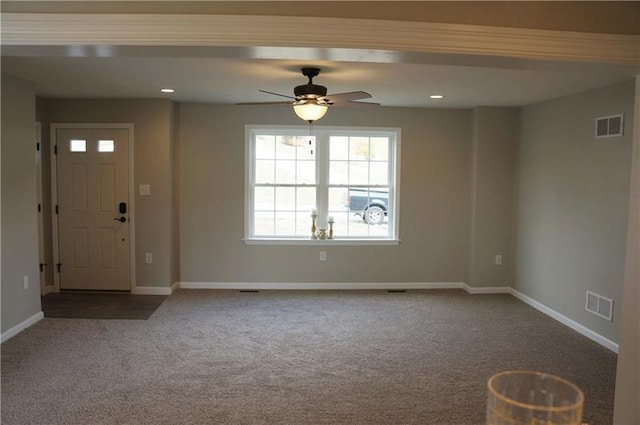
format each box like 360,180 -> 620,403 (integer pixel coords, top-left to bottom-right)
69,139 -> 87,152
98,139 -> 115,153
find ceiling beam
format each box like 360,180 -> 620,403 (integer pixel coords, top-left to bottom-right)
2,13 -> 639,66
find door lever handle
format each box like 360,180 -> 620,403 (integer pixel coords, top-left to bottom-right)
114,217 -> 127,223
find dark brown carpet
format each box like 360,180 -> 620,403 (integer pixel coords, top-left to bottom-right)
41,292 -> 167,320
2,289 -> 617,424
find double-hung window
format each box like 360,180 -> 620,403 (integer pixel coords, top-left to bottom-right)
246,126 -> 400,243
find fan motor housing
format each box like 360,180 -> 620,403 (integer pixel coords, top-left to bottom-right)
294,84 -> 327,98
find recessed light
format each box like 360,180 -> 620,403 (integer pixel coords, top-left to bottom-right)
160,88 -> 175,93
430,95 -> 444,99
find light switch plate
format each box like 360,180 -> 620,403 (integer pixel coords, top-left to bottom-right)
139,184 -> 151,196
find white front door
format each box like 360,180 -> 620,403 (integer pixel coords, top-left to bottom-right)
56,127 -> 131,291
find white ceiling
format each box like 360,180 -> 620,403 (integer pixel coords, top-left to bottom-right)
3,52 -> 636,109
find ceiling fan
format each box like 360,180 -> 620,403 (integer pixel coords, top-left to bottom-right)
238,67 -> 379,123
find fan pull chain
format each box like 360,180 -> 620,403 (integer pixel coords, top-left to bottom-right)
309,122 -> 315,155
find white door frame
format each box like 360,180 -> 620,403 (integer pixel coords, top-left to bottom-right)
50,123 -> 136,292
35,122 -> 54,295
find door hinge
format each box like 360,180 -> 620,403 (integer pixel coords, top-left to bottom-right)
38,204 -> 42,213
55,205 -> 59,215
39,263 -> 47,272
36,142 -> 40,151
56,263 -> 62,273
54,145 -> 58,155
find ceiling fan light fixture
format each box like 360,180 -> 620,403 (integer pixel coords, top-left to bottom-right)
293,102 -> 328,123
238,67 -> 378,119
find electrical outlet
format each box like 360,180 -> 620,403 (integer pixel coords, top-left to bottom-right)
495,255 -> 502,266
23,275 -> 29,290
145,253 -> 153,264
320,251 -> 326,261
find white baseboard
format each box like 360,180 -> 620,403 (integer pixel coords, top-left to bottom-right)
1,312 -> 44,344
131,286 -> 172,296
462,283 -> 512,294
178,281 -> 515,294
510,288 -> 619,353
178,282 -> 466,291
171,281 -> 180,292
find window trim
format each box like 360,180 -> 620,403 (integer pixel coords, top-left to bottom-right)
245,125 -> 401,244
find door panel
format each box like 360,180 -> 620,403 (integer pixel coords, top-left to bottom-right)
71,164 -> 88,211
98,164 -> 115,212
72,227 -> 89,268
57,128 -> 130,291
98,228 -> 117,269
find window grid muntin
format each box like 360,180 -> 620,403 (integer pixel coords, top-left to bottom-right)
248,127 -> 398,240
327,135 -> 392,238
253,184 -> 317,237
252,133 -> 317,237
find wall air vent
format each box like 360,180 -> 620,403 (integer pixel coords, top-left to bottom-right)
595,114 -> 624,138
585,290 -> 614,321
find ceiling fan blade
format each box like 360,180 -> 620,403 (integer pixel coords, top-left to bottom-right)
237,101 -> 293,106
258,89 -> 296,100
323,91 -> 372,103
332,101 -> 380,107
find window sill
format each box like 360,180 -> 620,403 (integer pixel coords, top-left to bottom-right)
244,238 -> 400,246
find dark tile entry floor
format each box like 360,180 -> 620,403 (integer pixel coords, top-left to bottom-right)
42,292 -> 167,320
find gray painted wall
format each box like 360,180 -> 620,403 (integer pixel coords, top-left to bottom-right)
1,73 -> 41,333
467,107 -> 518,287
43,99 -> 176,288
514,80 -> 635,343
178,104 -> 471,283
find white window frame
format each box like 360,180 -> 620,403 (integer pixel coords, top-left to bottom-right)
245,125 -> 401,245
